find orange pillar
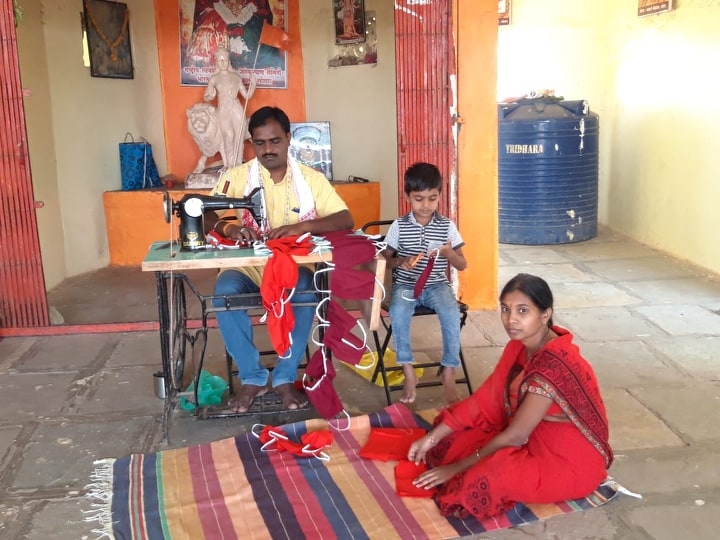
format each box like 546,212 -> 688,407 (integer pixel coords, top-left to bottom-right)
455,0 -> 498,310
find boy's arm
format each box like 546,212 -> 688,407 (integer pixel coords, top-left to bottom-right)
380,220 -> 414,269
442,244 -> 467,271
437,221 -> 467,271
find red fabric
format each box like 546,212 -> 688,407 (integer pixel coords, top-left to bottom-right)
325,231 -> 377,300
359,428 -> 428,462
413,253 -> 436,298
303,349 -> 345,419
255,424 -> 333,458
426,326 -> 612,520
260,236 -> 314,355
394,461 -> 438,498
322,300 -> 366,365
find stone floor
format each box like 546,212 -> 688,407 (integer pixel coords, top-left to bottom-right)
1,227 -> 719,539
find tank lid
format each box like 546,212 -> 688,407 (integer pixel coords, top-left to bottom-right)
499,99 -> 590,120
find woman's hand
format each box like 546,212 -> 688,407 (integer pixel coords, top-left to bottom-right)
412,464 -> 462,489
407,434 -> 436,465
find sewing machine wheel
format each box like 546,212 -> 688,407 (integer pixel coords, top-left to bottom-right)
169,278 -> 187,392
162,191 -> 173,224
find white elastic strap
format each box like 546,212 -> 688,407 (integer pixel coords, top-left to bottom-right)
313,266 -> 334,293
278,332 -> 293,360
352,346 -> 376,371
302,445 -> 330,462
302,371 -> 326,392
142,144 -> 148,189
371,276 -> 387,302
310,323 -> 329,347
315,296 -> 331,324
401,289 -> 417,302
250,423 -> 266,438
328,410 -> 351,432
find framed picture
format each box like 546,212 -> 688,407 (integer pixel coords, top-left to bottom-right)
84,0 -> 133,79
334,0 -> 366,45
498,0 -> 511,26
638,0 -> 673,16
289,122 -> 333,181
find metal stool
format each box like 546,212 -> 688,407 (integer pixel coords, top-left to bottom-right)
370,301 -> 472,405
361,220 -> 473,405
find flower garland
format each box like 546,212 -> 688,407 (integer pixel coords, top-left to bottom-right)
84,0 -> 130,63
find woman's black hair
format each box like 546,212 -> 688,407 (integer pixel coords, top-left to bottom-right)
500,273 -> 554,327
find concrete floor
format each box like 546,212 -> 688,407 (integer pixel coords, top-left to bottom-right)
1,227 -> 720,539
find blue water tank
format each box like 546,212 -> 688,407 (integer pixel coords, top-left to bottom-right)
498,99 -> 599,244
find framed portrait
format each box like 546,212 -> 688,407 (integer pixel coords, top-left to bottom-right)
289,122 -> 333,181
83,0 -> 133,79
334,0 -> 366,45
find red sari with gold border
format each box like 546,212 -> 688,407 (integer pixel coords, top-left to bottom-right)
427,326 -> 612,520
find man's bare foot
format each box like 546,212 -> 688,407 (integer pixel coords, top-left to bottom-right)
441,367 -> 459,405
275,383 -> 309,410
399,364 -> 417,404
228,384 -> 266,413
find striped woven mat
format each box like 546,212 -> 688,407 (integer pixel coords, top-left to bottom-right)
86,404 -> 618,539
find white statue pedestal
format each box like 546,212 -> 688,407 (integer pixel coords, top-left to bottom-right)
185,171 -> 221,189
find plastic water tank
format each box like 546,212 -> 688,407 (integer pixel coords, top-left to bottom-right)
498,99 -> 599,244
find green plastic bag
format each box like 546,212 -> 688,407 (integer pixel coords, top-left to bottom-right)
180,370 -> 228,411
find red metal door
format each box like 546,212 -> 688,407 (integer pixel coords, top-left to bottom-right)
0,2 -> 49,328
395,0 -> 457,219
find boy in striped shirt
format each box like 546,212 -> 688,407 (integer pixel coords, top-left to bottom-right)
382,163 -> 467,404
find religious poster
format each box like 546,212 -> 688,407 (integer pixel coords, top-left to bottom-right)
334,0 -> 366,45
638,0 -> 674,17
498,0 -> 511,26
179,0 -> 288,88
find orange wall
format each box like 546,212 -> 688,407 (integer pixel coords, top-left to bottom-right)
456,0 -> 499,309
153,0 -> 306,178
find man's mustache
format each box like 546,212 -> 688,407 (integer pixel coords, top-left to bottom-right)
262,153 -> 278,158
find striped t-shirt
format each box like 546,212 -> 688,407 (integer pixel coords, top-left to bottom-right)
384,212 -> 464,286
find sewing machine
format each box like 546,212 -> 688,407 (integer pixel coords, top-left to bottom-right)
162,188 -> 265,251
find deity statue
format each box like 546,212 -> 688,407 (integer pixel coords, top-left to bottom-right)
201,47 -> 257,169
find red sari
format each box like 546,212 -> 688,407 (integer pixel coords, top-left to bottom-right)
427,326 -> 612,520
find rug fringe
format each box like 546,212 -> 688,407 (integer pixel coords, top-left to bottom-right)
602,475 -> 643,499
84,458 -> 117,540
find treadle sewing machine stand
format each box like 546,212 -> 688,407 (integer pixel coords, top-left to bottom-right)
143,241 -> 337,442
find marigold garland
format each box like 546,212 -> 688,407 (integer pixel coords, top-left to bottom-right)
84,0 -> 130,63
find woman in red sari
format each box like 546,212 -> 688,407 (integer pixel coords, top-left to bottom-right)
408,273 -> 613,520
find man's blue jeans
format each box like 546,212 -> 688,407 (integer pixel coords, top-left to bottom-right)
212,267 -> 317,388
388,281 -> 461,368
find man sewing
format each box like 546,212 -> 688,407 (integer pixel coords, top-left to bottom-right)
204,106 -> 353,413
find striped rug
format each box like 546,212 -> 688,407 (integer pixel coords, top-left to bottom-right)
86,404 -> 618,539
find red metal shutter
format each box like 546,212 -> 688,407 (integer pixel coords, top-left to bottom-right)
394,0 -> 457,219
0,2 -> 50,328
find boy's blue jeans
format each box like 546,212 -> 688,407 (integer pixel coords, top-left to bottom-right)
212,267 -> 317,388
388,282 -> 461,368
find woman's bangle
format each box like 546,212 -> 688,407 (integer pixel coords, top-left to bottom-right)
427,434 -> 436,447
475,448 -> 481,461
